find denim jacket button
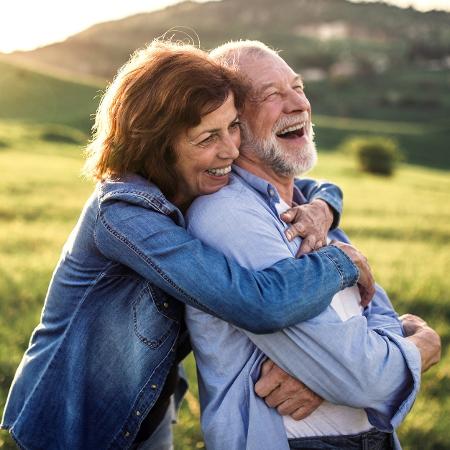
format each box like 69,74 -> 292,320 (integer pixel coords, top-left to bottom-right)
136,410 -> 141,416
163,302 -> 169,308
124,431 -> 130,438
151,384 -> 158,389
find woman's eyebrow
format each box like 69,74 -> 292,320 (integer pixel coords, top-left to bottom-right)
191,114 -> 240,140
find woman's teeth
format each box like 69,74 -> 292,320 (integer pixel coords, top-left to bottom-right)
206,166 -> 232,176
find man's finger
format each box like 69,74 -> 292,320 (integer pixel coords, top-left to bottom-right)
260,359 -> 274,377
276,398 -> 302,416
285,223 -> 306,241
254,365 -> 288,398
297,235 -> 316,257
280,209 -> 297,223
264,384 -> 298,408
291,404 -> 317,421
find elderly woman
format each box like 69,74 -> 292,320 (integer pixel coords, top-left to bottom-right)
1,41 -> 362,450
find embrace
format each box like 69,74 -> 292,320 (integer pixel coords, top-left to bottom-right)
1,39 -> 440,450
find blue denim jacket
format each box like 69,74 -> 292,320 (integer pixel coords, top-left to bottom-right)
1,174 -> 357,450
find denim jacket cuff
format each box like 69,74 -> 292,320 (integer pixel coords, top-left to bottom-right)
317,245 -> 359,290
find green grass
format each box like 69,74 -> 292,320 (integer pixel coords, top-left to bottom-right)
308,69 -> 450,169
0,121 -> 449,450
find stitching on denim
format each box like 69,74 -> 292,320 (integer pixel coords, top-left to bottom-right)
322,250 -> 345,288
98,212 -> 215,316
9,430 -> 26,450
109,326 -> 180,448
100,189 -> 172,215
323,247 -> 358,288
9,262 -> 116,428
132,284 -> 177,349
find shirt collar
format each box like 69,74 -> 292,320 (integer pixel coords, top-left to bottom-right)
232,165 -> 307,206
232,165 -> 281,203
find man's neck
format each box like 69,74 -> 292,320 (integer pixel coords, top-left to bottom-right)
236,153 -> 294,205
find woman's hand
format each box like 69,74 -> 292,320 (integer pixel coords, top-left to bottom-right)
330,240 -> 376,307
254,359 -> 323,420
281,199 -> 334,256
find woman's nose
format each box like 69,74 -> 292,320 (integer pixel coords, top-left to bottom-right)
219,133 -> 240,160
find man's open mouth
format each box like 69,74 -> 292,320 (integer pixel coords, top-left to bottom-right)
276,122 -> 306,140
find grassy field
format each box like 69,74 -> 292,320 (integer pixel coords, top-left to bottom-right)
0,119 -> 448,449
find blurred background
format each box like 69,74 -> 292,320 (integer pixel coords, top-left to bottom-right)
0,0 -> 449,448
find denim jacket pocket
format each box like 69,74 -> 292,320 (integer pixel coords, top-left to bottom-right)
133,283 -> 180,349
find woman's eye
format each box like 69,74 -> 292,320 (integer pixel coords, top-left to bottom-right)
198,134 -> 218,147
230,121 -> 241,131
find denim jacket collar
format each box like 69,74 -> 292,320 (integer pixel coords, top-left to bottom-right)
99,173 -> 185,227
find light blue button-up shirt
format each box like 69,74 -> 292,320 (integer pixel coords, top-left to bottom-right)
185,166 -> 421,450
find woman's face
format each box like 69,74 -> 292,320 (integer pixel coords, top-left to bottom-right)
172,93 -> 241,208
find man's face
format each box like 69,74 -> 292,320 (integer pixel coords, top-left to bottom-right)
239,53 -> 317,176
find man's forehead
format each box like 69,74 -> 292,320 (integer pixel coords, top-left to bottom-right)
240,53 -> 300,88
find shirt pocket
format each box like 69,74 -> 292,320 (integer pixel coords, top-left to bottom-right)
132,283 -> 181,349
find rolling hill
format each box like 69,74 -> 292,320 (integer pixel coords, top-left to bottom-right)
3,0 -> 449,81
0,0 -> 449,168
0,60 -> 99,131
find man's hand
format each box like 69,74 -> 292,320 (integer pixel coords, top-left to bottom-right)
401,314 -> 441,372
330,240 -> 375,307
255,359 -> 323,420
281,199 -> 334,256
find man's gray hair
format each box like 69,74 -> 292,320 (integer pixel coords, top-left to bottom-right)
209,40 -> 279,69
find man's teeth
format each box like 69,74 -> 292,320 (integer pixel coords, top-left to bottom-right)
278,122 -> 306,135
206,166 -> 231,176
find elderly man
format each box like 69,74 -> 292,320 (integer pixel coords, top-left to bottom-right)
185,41 -> 440,450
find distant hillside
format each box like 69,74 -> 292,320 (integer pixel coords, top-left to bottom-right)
3,0 -> 450,80
0,60 -> 99,131
1,0 -> 449,169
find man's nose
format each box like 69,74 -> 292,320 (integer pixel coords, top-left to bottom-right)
286,89 -> 311,113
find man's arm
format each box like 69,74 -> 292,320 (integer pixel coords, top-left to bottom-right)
186,194 -> 421,431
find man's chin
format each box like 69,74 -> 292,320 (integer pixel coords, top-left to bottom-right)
277,142 -> 318,176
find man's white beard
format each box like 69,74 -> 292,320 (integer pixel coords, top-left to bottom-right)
241,120 -> 317,177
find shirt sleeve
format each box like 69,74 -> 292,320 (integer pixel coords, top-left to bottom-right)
94,197 -> 358,334
187,194 -> 421,432
294,178 -> 343,228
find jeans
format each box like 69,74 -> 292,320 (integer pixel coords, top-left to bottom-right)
288,429 -> 394,449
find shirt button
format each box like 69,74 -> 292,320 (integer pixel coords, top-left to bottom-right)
136,410 -> 141,416
151,384 -> 158,390
268,188 -> 275,197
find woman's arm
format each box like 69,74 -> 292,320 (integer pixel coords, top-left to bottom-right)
95,199 -> 358,334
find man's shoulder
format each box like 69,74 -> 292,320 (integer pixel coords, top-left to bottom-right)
188,174 -> 259,219
186,174 -> 271,239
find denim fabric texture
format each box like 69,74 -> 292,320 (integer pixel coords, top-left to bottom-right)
1,174 -> 354,450
288,428 -> 394,449
185,166 -> 421,450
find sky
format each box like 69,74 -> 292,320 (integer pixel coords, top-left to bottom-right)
0,0 -> 448,54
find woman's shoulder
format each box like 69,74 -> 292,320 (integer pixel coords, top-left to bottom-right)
98,174 -> 178,217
